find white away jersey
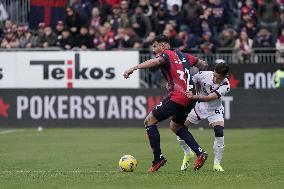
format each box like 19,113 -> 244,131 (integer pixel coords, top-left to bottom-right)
192,71 -> 230,112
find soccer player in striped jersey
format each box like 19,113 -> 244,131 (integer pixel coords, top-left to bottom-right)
123,35 -> 208,172
178,59 -> 230,172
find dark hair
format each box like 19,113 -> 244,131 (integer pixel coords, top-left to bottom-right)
152,34 -> 170,44
214,63 -> 230,77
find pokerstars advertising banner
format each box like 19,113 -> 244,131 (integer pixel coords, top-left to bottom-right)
0,89 -> 283,128
226,64 -> 282,89
0,51 -> 139,88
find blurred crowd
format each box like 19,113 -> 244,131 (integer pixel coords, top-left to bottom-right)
1,0 -> 284,63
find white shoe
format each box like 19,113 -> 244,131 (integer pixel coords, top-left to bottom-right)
213,164 -> 224,172
180,153 -> 194,171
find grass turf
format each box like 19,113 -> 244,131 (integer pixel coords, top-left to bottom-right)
0,128 -> 283,189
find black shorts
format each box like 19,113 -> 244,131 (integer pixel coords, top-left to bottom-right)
152,97 -> 196,125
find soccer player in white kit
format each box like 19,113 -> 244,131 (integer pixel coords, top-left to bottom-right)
177,59 -> 230,172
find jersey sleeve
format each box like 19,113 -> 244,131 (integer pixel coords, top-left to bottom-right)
186,53 -> 198,66
215,82 -> 230,98
157,53 -> 168,68
192,71 -> 202,84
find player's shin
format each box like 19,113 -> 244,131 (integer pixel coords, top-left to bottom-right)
145,125 -> 163,161
176,126 -> 204,156
176,136 -> 192,155
213,125 -> 225,165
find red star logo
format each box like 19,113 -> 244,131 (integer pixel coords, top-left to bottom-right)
0,98 -> 10,118
229,74 -> 240,89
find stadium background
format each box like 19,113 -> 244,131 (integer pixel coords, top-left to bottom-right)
0,0 -> 283,189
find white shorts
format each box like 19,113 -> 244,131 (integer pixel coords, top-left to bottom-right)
187,102 -> 224,125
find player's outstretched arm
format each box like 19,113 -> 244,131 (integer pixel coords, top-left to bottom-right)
192,92 -> 219,102
123,57 -> 163,79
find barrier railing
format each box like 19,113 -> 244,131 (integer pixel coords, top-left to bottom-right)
1,0 -> 29,24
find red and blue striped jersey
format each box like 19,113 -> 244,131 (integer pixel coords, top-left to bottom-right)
158,49 -> 198,106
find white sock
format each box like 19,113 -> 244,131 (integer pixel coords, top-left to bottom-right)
213,137 -> 225,164
177,136 -> 192,156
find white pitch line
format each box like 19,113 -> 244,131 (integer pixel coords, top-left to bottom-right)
0,170 -> 118,174
0,129 -> 25,135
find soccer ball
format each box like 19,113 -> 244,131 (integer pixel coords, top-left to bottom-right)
119,155 -> 138,172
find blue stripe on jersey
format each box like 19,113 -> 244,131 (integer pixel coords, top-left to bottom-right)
161,52 -> 174,94
175,50 -> 195,94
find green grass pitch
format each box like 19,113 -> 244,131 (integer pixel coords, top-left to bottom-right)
0,128 -> 283,189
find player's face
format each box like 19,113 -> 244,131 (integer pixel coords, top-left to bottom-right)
152,42 -> 169,55
152,42 -> 163,54
213,71 -> 225,84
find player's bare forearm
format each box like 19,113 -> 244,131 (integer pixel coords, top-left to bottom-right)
195,59 -> 208,71
192,92 -> 219,102
123,57 -> 162,79
195,83 -> 201,95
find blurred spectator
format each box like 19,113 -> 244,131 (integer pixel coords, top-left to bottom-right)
65,6 -> 83,36
125,27 -> 142,48
55,21 -> 65,41
177,30 -> 199,50
208,0 -> 229,39
253,27 -> 275,48
130,5 -> 152,38
198,31 -> 219,54
19,26 -> 37,48
162,25 -> 183,49
57,29 -> 75,50
114,27 -> 133,49
223,0 -> 239,26
108,4 -> 122,33
37,23 -> 46,36
152,4 -> 169,35
93,26 -> 115,50
1,29 -> 19,48
200,7 -> 214,36
182,0 -> 203,35
169,4 -> 184,32
239,19 -> 258,39
219,28 -> 237,48
139,0 -> 153,17
71,0 -> 92,24
276,28 -> 284,63
16,25 -> 26,40
37,26 -> 57,48
241,0 -> 258,23
120,0 -> 132,16
104,22 -> 115,37
114,27 -> 141,49
234,30 -> 253,63
142,31 -> 156,48
92,0 -> 113,18
75,25 -> 93,50
3,20 -> 13,32
90,7 -> 105,32
258,0 -> 280,36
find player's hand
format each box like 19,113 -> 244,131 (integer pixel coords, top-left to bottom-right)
123,68 -> 135,79
185,90 -> 193,98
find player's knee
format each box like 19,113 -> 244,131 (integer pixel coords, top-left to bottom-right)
214,125 -> 224,137
184,120 -> 191,128
144,114 -> 158,126
169,121 -> 182,133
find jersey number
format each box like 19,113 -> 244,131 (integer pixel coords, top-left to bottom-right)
177,68 -> 193,90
